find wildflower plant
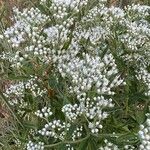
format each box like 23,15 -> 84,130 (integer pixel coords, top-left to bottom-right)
0,0 -> 150,149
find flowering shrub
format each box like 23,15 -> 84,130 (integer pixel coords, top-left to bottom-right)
0,0 -> 150,149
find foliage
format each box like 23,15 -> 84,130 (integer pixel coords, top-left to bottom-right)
0,0 -> 150,149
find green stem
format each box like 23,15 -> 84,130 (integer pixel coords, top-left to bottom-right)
91,133 -> 125,138
44,134 -> 90,148
44,132 -> 131,148
44,141 -> 62,148
125,69 -> 129,117
125,95 -> 129,117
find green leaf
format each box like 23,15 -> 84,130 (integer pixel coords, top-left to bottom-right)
87,137 -> 98,150
7,75 -> 29,81
0,91 -> 24,128
78,138 -> 89,150
116,133 -> 138,145
135,110 -> 146,124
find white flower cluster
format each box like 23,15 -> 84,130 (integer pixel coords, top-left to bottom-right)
24,44 -> 54,64
81,3 -> 150,54
25,76 -> 47,97
136,68 -> 150,96
26,141 -> 44,150
62,103 -> 82,121
74,26 -> 110,45
4,76 -> 46,109
58,53 -> 124,95
125,4 -> 150,19
35,107 -> 53,118
99,139 -> 119,150
138,114 -> 150,150
66,144 -> 74,150
2,7 -> 48,47
4,82 -> 26,107
29,129 -> 38,137
51,0 -> 88,11
14,139 -> 21,148
38,120 -> 70,140
40,0 -> 46,4
0,51 -> 28,68
50,0 -> 69,19
83,4 -> 125,28
120,21 -> 150,51
62,96 -> 114,133
44,21 -> 73,45
43,26 -> 59,41
72,126 -> 83,141
124,145 -> 135,150
81,4 -> 106,22
4,82 -> 24,99
109,6 -> 125,19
